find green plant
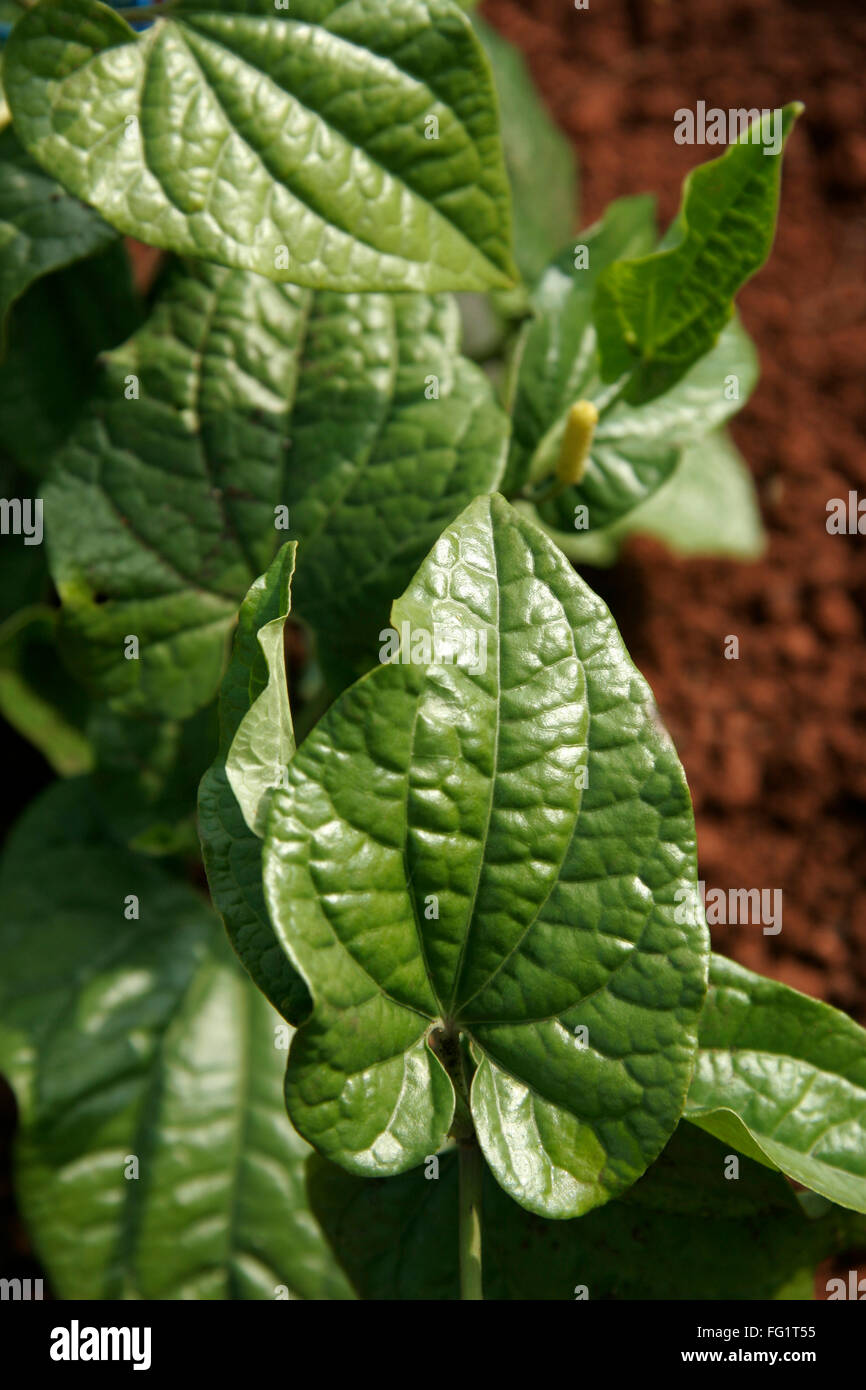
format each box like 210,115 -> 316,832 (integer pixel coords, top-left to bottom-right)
0,0 -> 862,1302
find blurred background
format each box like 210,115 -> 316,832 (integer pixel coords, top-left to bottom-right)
482,0 -> 866,1022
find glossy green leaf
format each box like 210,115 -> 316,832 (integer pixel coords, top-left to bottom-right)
199,541 -> 310,1024
263,494 -> 707,1218
503,193 -> 657,497
0,122 -> 117,352
44,258 -> 507,716
538,430 -> 766,568
223,545 -> 295,836
285,290 -> 508,688
536,315 -> 757,535
0,779 -> 352,1300
309,1124 -> 860,1300
5,0 -> 516,292
505,194 -> 759,530
472,16 -> 577,285
595,104 -> 801,404
0,605 -> 93,774
686,954 -> 866,1215
0,242 -> 142,478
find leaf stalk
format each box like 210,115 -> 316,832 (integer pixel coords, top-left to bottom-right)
429,1022 -> 484,1298
458,1139 -> 483,1301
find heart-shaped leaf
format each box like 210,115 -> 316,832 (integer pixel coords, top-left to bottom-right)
199,541 -> 311,1025
505,195 -> 759,530
5,0 -> 516,292
263,494 -> 708,1218
686,953 -> 866,1215
595,104 -> 801,404
0,123 -> 117,352
44,258 -> 507,717
0,779 -> 352,1299
309,1124 -> 862,1300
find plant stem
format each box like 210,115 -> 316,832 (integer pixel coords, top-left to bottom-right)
458,1139 -> 483,1300
428,1023 -> 484,1299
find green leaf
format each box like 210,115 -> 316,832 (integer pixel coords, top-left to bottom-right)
534,314 -> 758,535
0,122 -> 117,352
0,779 -> 353,1300
45,258 -> 508,716
686,953 -> 866,1215
199,541 -> 311,1025
263,494 -> 707,1218
5,0 -> 516,292
285,290 -> 508,688
0,241 -> 142,478
538,430 -> 766,567
634,430 -> 765,560
594,104 -> 802,404
308,1124 -> 859,1299
505,194 -> 759,530
45,259 -> 310,719
223,544 -> 295,837
504,193 -> 657,497
472,16 -> 577,285
88,699 -> 218,856
0,605 -> 93,774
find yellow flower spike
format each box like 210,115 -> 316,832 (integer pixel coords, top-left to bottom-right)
555,400 -> 599,486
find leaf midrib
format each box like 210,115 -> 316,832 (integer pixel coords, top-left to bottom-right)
638,155 -> 773,357
76,7 -> 497,279
178,11 -> 503,273
445,541 -> 501,1017
453,564 -> 588,1019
